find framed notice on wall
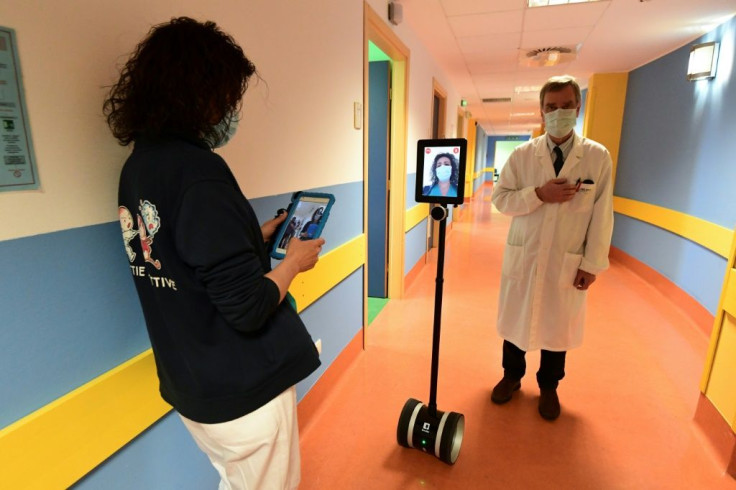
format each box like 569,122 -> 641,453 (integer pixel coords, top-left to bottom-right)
0,26 -> 39,192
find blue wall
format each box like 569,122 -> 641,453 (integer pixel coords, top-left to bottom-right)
0,223 -> 150,428
614,16 -> 736,313
1,181 -> 364,488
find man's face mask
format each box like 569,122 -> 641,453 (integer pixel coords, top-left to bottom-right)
543,108 -> 577,139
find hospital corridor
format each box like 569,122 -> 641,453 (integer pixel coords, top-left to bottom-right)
297,185 -> 736,489
2,1 -> 736,488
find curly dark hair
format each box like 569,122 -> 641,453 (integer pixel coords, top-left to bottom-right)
103,17 -> 256,146
430,153 -> 459,188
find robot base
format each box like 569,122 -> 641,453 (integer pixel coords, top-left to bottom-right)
397,398 -> 464,465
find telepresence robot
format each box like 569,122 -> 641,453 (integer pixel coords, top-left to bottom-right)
396,138 -> 468,465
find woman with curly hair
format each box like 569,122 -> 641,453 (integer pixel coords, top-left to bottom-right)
105,17 -> 323,489
423,153 -> 459,197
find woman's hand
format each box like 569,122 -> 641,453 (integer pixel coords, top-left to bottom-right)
265,237 -> 325,301
284,237 -> 325,273
261,211 -> 287,242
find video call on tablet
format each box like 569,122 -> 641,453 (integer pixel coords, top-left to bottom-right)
415,138 -> 467,206
270,192 -> 335,259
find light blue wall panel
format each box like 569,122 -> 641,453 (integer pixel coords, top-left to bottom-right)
407,172 -> 417,208
73,413 -> 216,489
616,18 -> 736,227
612,214 -> 725,314
297,268 -> 363,399
613,17 -> 736,313
405,221 -> 427,276
0,223 -> 150,428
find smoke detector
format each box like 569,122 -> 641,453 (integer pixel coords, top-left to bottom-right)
521,45 -> 580,67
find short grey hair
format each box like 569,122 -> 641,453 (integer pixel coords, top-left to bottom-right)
539,75 -> 581,107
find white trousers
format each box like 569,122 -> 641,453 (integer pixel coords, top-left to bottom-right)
179,387 -> 301,490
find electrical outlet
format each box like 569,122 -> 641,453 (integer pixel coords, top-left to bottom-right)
315,338 -> 322,355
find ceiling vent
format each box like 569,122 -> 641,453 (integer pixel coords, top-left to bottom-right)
521,45 -> 579,67
482,97 -> 512,103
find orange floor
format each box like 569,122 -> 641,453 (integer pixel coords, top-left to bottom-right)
298,186 -> 736,489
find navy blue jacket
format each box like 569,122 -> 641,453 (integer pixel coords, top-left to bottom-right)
118,135 -> 320,423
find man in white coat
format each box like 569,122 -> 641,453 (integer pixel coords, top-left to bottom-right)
490,75 -> 614,420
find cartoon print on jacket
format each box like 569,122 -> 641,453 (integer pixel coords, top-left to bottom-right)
138,199 -> 162,270
118,206 -> 139,262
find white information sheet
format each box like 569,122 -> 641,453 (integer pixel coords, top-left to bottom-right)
0,26 -> 39,191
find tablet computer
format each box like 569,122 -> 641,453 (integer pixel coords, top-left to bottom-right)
270,191 -> 335,259
415,138 -> 467,205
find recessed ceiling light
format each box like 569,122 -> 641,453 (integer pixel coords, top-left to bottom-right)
528,0 -> 604,7
514,86 -> 542,94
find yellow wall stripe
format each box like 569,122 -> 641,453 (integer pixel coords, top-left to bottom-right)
614,196 -> 733,258
289,234 -> 366,312
0,235 -> 367,488
405,204 -> 429,232
0,350 -> 169,490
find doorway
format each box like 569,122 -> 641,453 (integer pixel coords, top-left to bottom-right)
363,3 -> 409,341
367,50 -> 390,299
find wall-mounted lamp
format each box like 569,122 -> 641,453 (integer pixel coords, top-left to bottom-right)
687,41 -> 719,81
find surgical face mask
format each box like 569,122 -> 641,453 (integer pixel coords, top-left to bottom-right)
436,164 -> 452,182
543,108 -> 577,139
209,113 -> 239,148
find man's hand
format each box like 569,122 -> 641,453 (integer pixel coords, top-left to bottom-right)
261,212 -> 287,242
573,269 -> 596,290
535,178 -> 577,203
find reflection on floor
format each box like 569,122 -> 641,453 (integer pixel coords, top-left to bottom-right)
299,185 -> 736,489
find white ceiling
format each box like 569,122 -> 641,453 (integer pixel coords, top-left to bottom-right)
399,0 -> 736,135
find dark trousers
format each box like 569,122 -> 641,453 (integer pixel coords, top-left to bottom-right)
502,340 -> 566,390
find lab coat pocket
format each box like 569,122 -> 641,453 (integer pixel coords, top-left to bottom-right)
502,244 -> 524,280
559,252 -> 583,288
569,183 -> 596,213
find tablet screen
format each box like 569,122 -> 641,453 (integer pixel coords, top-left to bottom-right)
271,193 -> 334,259
415,138 -> 467,205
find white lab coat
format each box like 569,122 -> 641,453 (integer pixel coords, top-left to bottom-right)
492,133 -> 614,352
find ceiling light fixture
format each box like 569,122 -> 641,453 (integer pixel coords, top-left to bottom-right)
522,45 -> 578,67
528,0 -> 603,7
514,86 -> 542,94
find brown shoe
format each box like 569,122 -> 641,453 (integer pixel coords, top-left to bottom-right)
491,377 -> 521,404
538,388 -> 561,420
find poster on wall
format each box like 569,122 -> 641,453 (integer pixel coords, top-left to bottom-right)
0,26 -> 39,192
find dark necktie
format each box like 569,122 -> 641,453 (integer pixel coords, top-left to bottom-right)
553,146 -> 564,176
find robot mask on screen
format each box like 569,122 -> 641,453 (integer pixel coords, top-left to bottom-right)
396,139 -> 468,465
